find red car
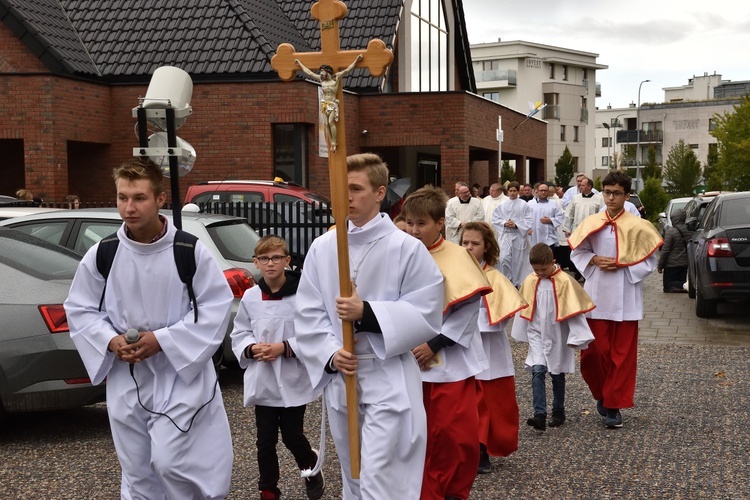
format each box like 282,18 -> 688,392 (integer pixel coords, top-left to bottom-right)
185,180 -> 330,206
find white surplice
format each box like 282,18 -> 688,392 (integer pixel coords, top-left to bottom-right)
527,198 -> 564,247
564,193 -> 603,233
230,287 -> 321,407
510,278 -> 594,374
482,193 -> 507,236
492,198 -> 533,286
294,213 -> 443,500
445,196 -> 485,244
64,221 -> 234,500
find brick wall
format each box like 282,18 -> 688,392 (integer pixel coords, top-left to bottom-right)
1,18 -> 546,202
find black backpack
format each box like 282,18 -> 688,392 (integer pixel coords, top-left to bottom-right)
96,230 -> 199,322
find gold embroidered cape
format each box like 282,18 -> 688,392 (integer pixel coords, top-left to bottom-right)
482,264 -> 528,325
519,266 -> 596,322
428,237 -> 492,313
567,209 -> 663,266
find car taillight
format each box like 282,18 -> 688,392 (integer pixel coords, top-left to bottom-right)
707,238 -> 734,258
38,304 -> 69,333
224,268 -> 255,298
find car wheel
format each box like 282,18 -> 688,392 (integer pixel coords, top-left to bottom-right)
695,279 -> 717,318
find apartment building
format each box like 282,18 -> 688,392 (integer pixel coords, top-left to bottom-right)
594,73 -> 747,190
471,40 -> 607,182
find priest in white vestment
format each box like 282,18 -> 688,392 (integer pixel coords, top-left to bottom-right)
491,181 -> 533,286
445,182 -> 484,244
481,182 -> 507,236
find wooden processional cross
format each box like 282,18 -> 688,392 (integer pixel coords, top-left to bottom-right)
271,0 -> 393,478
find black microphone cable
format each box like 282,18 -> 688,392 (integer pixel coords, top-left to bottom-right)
125,329 -> 219,434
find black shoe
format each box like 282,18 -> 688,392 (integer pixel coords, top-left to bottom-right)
305,471 -> 324,500
596,400 -> 607,417
478,443 -> 491,474
605,409 -> 623,429
549,410 -> 566,427
526,413 -> 546,431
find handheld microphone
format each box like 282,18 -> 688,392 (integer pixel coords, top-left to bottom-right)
125,328 -> 140,344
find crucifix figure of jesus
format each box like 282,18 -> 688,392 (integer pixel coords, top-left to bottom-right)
295,55 -> 362,152
271,0 -> 393,480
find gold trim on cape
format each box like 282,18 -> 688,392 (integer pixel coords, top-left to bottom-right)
428,237 -> 492,313
482,264 -> 528,325
519,266 -> 596,322
567,209 -> 663,266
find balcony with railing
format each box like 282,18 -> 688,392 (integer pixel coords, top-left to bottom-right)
595,82 -> 601,97
543,105 -> 560,120
580,107 -> 588,123
475,69 -> 517,86
616,129 -> 663,143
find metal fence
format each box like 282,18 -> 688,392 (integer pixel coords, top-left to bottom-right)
199,201 -> 335,266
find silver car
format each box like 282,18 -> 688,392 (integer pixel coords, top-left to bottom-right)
0,228 -> 105,418
0,208 -> 261,365
657,196 -> 692,237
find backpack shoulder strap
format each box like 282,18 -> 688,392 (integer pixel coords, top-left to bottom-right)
173,230 -> 199,323
95,232 -> 120,312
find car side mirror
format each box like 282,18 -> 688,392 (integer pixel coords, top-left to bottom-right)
686,218 -> 698,231
658,212 -> 666,219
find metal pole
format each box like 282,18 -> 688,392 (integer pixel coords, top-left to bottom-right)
165,107 -> 182,229
604,123 -> 611,168
611,113 -> 625,169
636,79 -> 650,192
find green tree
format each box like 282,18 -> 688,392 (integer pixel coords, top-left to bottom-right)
554,146 -> 575,188
638,177 -> 670,224
702,143 -> 718,184
663,139 -> 702,196
642,145 -> 661,179
710,95 -> 750,191
500,160 -> 515,183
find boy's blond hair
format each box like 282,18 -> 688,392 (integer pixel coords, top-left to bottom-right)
529,243 -> 554,266
347,153 -> 389,190
254,234 -> 288,257
113,158 -> 164,196
400,185 -> 447,222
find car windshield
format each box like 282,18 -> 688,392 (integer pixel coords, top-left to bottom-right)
670,200 -> 688,214
206,220 -> 259,262
0,230 -> 80,279
720,199 -> 750,226
306,192 -> 331,204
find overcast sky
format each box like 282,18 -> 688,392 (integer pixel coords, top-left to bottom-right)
462,0 -> 750,109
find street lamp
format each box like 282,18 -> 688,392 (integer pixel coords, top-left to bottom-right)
636,79 -> 651,192
602,122 -> 611,168
610,113 -> 626,169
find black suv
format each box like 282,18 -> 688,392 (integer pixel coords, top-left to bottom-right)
686,192 -> 750,318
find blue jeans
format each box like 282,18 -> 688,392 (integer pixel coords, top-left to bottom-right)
531,365 -> 566,415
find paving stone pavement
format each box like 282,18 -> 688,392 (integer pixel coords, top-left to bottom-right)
639,271 -> 750,346
1,269 -> 748,498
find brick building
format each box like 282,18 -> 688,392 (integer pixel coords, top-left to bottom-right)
0,0 -> 545,203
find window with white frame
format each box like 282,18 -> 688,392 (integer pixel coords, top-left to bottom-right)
602,156 -> 609,166
410,0 -> 448,92
560,125 -> 566,141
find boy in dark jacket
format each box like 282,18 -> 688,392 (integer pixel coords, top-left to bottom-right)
657,209 -> 692,293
